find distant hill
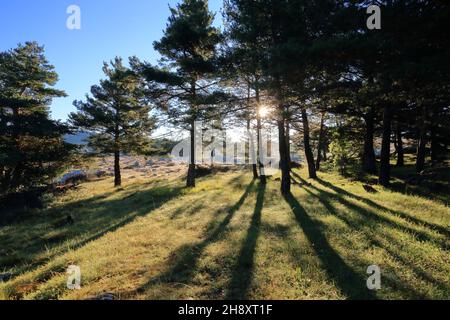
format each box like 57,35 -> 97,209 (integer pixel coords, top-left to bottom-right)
64,132 -> 91,145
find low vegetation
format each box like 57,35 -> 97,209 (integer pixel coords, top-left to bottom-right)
1,163 -> 448,300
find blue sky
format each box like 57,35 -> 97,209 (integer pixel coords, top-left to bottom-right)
0,0 -> 223,121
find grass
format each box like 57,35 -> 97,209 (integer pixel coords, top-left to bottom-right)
0,165 -> 449,300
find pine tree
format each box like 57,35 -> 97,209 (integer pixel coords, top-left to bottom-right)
137,0 -> 222,188
69,58 -> 155,187
224,0 -> 269,184
0,42 -> 74,193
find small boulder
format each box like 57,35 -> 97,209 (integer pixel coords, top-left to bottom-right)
363,185 -> 378,194
0,273 -> 12,283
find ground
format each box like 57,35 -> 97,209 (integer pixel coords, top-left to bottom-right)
0,163 -> 449,300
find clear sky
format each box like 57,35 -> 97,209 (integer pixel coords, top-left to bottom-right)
0,0 -> 223,121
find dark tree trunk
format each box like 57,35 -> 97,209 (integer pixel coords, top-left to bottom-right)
247,86 -> 258,179
248,119 -> 259,179
186,121 -> 196,187
379,106 -> 392,186
302,108 -> 317,179
278,115 -> 291,194
2,169 -> 11,192
316,112 -> 325,171
396,124 -> 404,167
252,161 -> 259,178
416,105 -> 428,173
114,150 -> 121,187
255,84 -> 266,185
187,79 -> 197,188
362,110 -> 377,174
285,116 -> 291,171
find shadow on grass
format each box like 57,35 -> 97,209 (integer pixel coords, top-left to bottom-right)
128,179 -> 257,298
315,176 -> 450,238
297,181 -> 449,298
283,191 -> 376,300
291,172 -> 450,244
225,183 -> 266,299
389,164 -> 450,206
1,184 -> 184,281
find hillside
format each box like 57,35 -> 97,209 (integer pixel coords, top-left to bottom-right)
0,166 -> 448,300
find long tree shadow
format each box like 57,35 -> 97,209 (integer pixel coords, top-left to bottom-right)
129,179 -> 256,298
312,175 -> 450,238
226,182 -> 266,300
298,184 -> 449,298
389,164 -> 450,206
283,191 -> 377,300
292,173 -> 449,248
1,184 -> 184,281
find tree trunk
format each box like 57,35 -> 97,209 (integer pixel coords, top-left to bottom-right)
316,112 -> 325,170
114,150 -> 122,187
2,169 -> 11,192
396,124 -> 404,167
186,121 -> 196,187
187,79 -> 197,188
379,106 -> 392,186
255,84 -> 266,185
362,109 -> 377,174
246,83 -> 259,179
302,108 -> 317,179
416,105 -> 428,173
278,114 -> 291,194
286,118 -> 292,171
247,119 -> 259,179
0,166 -> 4,186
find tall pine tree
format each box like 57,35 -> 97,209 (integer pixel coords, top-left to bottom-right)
139,0 -> 222,188
0,42 -> 74,193
70,58 -> 155,187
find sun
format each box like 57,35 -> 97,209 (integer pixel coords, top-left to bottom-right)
259,106 -> 270,118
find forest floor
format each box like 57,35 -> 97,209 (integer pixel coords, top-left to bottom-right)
0,162 -> 449,300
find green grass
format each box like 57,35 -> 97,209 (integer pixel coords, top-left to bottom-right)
0,167 -> 449,300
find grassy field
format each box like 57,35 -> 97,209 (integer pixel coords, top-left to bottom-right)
0,166 -> 449,300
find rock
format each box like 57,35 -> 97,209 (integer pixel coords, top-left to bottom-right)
58,170 -> 87,185
363,185 -> 378,194
0,273 -> 12,282
146,160 -> 155,166
95,170 -> 107,178
96,293 -> 115,300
